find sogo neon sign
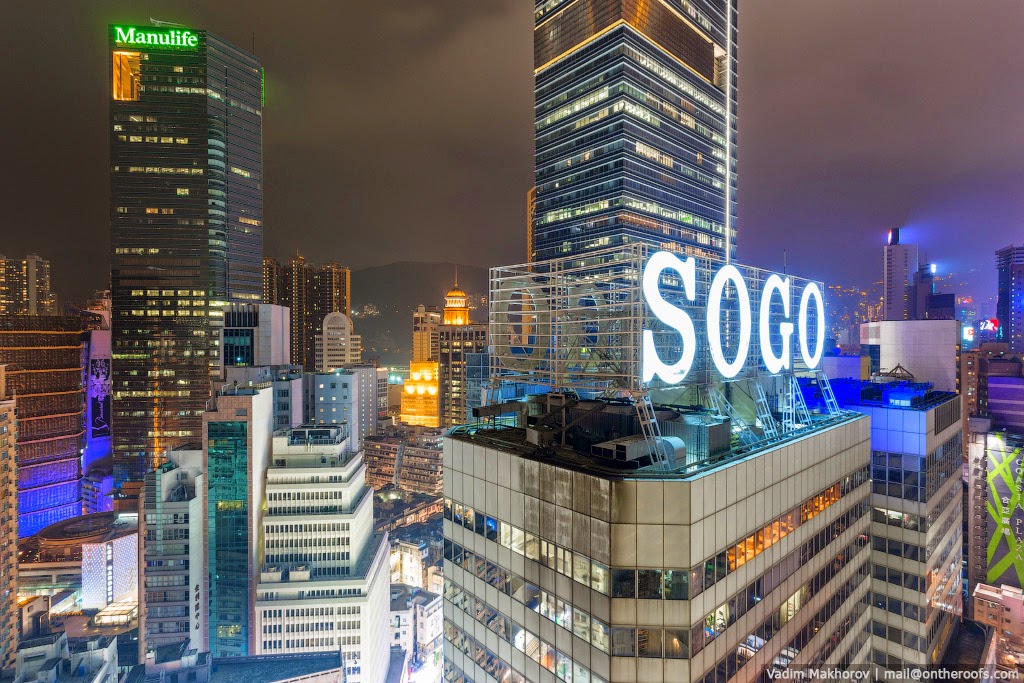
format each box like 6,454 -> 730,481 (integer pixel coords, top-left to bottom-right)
642,251 -> 825,384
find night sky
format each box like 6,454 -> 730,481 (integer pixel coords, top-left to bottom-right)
3,1 -> 1023,311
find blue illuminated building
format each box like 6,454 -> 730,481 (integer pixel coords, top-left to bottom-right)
0,316 -> 85,538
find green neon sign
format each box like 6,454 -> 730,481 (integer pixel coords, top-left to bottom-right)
112,25 -> 199,49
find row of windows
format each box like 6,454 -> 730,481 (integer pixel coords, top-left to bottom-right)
442,466 -> 867,604
444,552 -> 611,653
445,616 -> 605,683
700,547 -> 869,683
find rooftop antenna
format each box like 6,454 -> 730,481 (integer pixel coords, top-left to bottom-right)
783,249 -> 788,275
150,18 -> 188,28
454,264 -> 459,288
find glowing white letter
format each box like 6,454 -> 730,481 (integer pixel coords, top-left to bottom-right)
759,274 -> 794,374
798,282 -> 826,369
707,265 -> 752,378
642,251 -> 697,384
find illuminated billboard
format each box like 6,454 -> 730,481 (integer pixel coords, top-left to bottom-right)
490,244 -> 825,393
985,433 -> 1024,588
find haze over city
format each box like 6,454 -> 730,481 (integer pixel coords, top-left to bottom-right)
3,1 -> 1023,306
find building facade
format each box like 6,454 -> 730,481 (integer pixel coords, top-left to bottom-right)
532,0 -> 737,264
0,253 -> 57,315
140,446 -> 207,660
222,303 -> 291,369
316,312 -> 363,371
262,255 -> 351,370
203,387 -> 273,657
0,316 -> 85,537
883,229 -> 918,322
996,244 -> 1024,352
109,23 -> 263,483
255,425 -> 391,683
313,368 -> 379,450
860,320 -> 961,393
0,366 -> 18,668
365,425 -> 444,496
816,380 -> 963,670
443,408 -> 873,683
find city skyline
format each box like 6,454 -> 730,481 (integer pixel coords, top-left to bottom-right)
3,1 -> 1023,305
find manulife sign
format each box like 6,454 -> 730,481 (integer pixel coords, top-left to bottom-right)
112,25 -> 200,49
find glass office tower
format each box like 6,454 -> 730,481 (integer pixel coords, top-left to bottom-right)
532,0 -> 737,264
109,24 -> 263,483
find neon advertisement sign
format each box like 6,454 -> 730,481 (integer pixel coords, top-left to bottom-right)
642,251 -> 825,384
113,25 -> 199,49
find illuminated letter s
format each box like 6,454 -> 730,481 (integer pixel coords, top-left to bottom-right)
642,251 -> 697,385
759,274 -> 794,374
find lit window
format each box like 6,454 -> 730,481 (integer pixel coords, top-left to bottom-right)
112,51 -> 141,101
177,188 -> 189,196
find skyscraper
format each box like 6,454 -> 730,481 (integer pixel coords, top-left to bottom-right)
996,244 -> 1024,352
109,23 -> 263,483
438,281 -> 487,428
0,253 -> 57,315
0,316 -> 86,537
531,0 -> 737,263
883,228 -> 918,321
204,386 -> 273,657
315,312 -> 362,371
262,255 -> 351,370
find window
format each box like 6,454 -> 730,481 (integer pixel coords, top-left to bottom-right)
112,51 -> 141,101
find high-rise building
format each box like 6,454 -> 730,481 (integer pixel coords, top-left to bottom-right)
443,402 -> 873,683
0,316 -> 85,537
0,365 -> 19,669
531,0 -> 737,263
140,445 -> 207,662
222,303 -> 291,370
438,281 -> 487,428
412,304 -> 442,364
883,229 -> 919,321
316,312 -> 362,371
109,23 -> 263,484
806,379 -> 963,669
313,367 -> 379,449
255,424 -> 391,683
401,361 -> 440,428
262,255 -> 351,370
996,244 -> 1024,352
0,253 -> 57,315
203,387 -> 273,657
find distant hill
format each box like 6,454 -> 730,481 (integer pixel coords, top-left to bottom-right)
350,262 -> 489,366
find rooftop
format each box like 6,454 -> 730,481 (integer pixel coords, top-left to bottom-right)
450,393 -> 862,481
207,654 -> 341,683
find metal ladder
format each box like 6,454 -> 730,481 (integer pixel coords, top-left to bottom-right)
816,371 -> 842,416
708,385 -> 759,446
633,391 -> 673,470
781,375 -> 813,432
753,381 -> 780,440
